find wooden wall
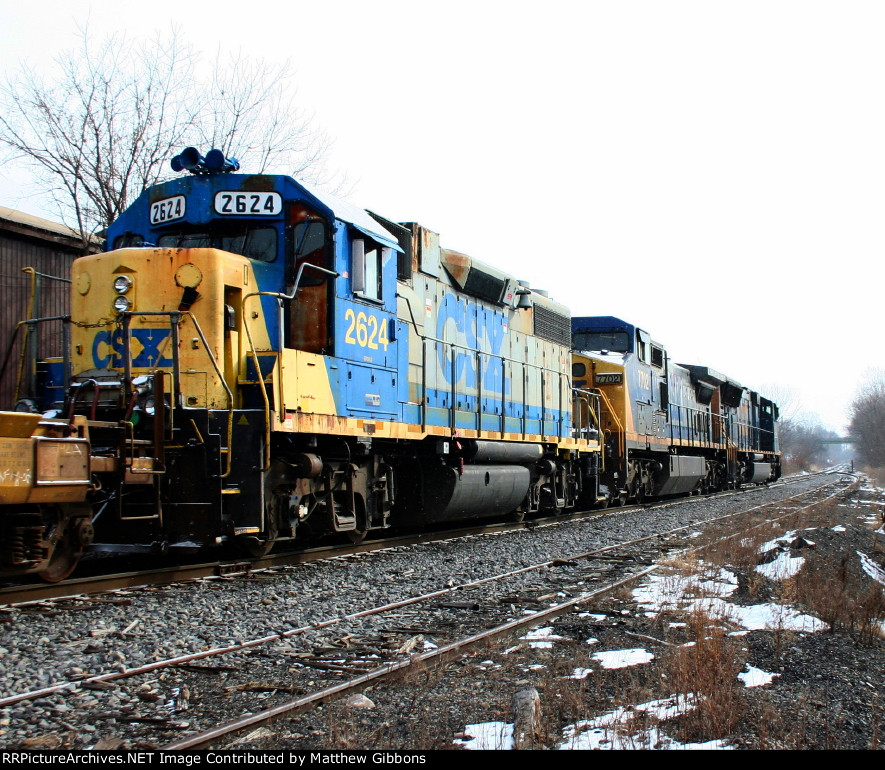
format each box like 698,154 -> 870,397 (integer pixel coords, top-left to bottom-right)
0,210 -> 99,409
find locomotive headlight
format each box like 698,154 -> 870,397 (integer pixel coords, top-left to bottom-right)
113,296 -> 131,313
114,275 -> 133,294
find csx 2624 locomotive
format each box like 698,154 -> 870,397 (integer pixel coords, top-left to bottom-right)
0,148 -> 603,580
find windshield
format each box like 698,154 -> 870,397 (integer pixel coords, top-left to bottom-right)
573,330 -> 630,353
156,225 -> 278,262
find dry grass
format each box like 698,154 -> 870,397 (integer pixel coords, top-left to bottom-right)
685,494 -> 885,646
661,609 -> 745,740
865,466 -> 885,488
789,549 -> 885,644
277,481 -> 885,750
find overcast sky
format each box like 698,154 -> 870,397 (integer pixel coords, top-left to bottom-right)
1,1 -> 882,432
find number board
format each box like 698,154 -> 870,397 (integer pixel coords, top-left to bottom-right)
595,372 -> 624,385
344,308 -> 390,352
150,195 -> 186,224
214,192 -> 282,216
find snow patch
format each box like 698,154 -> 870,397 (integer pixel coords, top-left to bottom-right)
521,626 -> 565,649
558,694 -> 731,750
756,552 -> 805,581
738,665 -> 780,688
569,668 -> 593,680
858,551 -> 885,586
591,648 -> 654,669
453,721 -> 514,750
632,568 -> 828,634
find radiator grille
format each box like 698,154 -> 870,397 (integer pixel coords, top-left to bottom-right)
533,305 -> 572,347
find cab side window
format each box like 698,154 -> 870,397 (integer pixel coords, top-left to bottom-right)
651,345 -> 664,369
352,238 -> 390,302
113,232 -> 147,249
289,203 -> 329,287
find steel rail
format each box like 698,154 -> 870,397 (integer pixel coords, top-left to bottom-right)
162,567 -> 660,750
0,473 -> 848,711
163,477 -> 855,750
0,468 -> 835,607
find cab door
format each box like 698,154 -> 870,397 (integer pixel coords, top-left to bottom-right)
285,202 -> 333,353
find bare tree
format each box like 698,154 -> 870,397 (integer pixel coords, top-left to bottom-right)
762,385 -> 840,472
779,415 -> 838,472
196,50 -> 334,182
760,384 -> 801,426
0,28 -> 337,249
849,370 -> 885,469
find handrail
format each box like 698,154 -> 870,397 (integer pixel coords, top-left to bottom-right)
0,314 -> 71,405
116,310 -> 234,478
238,307 -> 272,470
572,388 -> 603,470
395,294 -> 576,443
241,262 -> 339,471
185,314 -> 234,478
594,386 -> 626,474
432,339 -> 570,440
13,268 -> 71,404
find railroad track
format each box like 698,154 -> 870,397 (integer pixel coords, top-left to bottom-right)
170,475 -> 856,750
0,469 -> 841,608
0,471 -> 852,750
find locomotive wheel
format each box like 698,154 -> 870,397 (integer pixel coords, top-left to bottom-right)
37,504 -> 95,583
38,508 -> 92,583
346,529 -> 368,545
238,534 -> 276,558
238,503 -> 280,558
40,543 -> 83,583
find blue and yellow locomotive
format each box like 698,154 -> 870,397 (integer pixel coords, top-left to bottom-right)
0,149 -> 603,579
572,316 -> 781,504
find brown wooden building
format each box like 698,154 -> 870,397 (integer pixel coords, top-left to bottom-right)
0,207 -> 101,409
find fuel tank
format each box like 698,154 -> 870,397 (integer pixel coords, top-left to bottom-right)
401,461 -> 530,524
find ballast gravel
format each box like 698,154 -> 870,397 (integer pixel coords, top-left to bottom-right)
0,474 -> 848,748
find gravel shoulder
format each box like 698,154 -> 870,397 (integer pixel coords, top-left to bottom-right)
3,473 -> 880,751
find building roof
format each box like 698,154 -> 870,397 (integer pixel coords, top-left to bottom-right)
0,206 -> 102,251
